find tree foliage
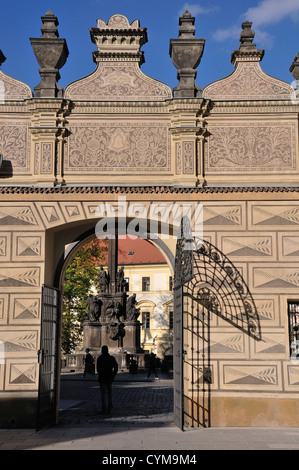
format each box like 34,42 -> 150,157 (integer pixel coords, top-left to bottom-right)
62,238 -> 107,354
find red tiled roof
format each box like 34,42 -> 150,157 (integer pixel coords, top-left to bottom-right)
119,237 -> 166,265
100,237 -> 166,265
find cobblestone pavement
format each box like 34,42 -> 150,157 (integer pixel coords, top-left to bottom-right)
58,372 -> 174,426
1,372 -> 299,451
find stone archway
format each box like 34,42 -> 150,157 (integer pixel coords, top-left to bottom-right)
41,216 -> 177,428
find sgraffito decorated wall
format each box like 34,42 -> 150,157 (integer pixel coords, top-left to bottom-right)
0,11 -> 298,428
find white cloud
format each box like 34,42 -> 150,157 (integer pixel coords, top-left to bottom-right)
212,24 -> 274,49
253,29 -> 274,49
213,0 -> 299,47
243,0 -> 299,27
179,3 -> 218,17
212,25 -> 240,42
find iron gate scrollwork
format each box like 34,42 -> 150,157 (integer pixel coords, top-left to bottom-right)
174,218 -> 261,429
194,239 -> 261,341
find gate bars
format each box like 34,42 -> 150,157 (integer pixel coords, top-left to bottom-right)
36,285 -> 60,431
174,217 -> 261,428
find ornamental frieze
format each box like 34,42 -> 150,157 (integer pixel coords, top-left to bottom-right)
65,121 -> 171,172
205,122 -> 296,172
0,122 -> 30,173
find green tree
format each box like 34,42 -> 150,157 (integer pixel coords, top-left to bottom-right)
62,238 -> 107,354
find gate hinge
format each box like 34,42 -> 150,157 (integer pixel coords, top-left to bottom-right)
37,349 -> 44,365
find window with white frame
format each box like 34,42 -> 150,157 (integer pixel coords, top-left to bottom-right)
142,311 -> 150,329
142,276 -> 150,291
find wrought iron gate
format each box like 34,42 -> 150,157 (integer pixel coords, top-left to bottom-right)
181,283 -> 211,428
173,217 -> 195,430
174,218 -> 261,430
36,285 -> 60,431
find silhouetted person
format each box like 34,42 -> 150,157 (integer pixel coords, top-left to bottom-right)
83,348 -> 95,377
96,345 -> 118,414
146,352 -> 159,380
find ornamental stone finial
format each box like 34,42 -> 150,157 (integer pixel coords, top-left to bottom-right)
169,10 -> 205,97
239,21 -> 256,50
30,11 -> 69,98
290,53 -> 299,81
0,50 -> 6,67
231,21 -> 264,66
40,10 -> 59,38
178,10 -> 196,38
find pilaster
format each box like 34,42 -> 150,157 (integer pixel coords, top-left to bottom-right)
28,99 -> 70,185
169,98 -> 209,186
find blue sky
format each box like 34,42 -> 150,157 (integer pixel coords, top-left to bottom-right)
0,0 -> 298,94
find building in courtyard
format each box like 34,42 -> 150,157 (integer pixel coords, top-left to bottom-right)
64,237 -> 173,363
110,237 -> 173,358
63,236 -> 173,374
0,10 -> 298,429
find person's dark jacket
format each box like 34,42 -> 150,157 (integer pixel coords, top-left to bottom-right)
97,352 -> 118,383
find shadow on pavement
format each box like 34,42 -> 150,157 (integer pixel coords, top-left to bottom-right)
58,372 -> 174,427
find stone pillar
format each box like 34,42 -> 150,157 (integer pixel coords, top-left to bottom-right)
28,99 -> 70,185
123,321 -> 142,354
169,98 -> 210,186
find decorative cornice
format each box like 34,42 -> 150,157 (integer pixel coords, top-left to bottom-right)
92,51 -> 145,64
0,97 -> 296,115
90,27 -> 146,34
0,185 -> 299,195
231,49 -> 264,65
208,100 -> 299,114
27,98 -> 71,112
90,15 -> 147,67
169,126 -> 206,136
70,100 -> 171,112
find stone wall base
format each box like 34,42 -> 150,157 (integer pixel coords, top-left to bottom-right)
210,397 -> 299,427
0,393 -> 38,429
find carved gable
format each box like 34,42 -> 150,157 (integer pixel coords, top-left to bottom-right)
203,61 -> 293,101
65,62 -> 172,101
0,70 -> 32,100
203,21 -> 293,101
65,15 -> 172,101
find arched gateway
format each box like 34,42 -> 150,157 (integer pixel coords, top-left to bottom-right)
0,11 -> 299,429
